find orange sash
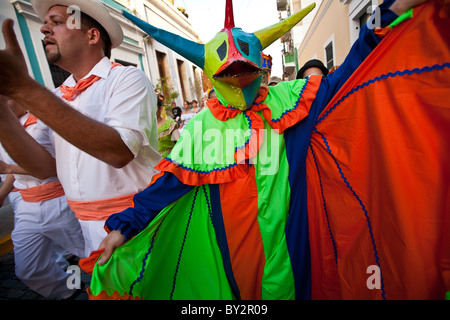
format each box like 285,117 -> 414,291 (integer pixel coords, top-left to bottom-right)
67,193 -> 134,221
19,181 -> 65,203
60,62 -> 121,101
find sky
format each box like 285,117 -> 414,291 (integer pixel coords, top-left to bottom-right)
173,0 -> 284,78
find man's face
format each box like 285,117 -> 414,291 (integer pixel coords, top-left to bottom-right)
302,67 -> 324,79
40,6 -> 87,66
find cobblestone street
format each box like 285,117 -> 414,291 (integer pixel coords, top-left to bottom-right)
0,251 -> 90,300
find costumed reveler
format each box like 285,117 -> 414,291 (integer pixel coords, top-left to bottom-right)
81,0 -> 449,300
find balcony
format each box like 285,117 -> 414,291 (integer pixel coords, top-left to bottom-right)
283,51 -> 297,79
284,52 -> 295,64
277,0 -> 288,11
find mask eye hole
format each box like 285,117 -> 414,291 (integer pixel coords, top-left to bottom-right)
237,38 -> 249,56
217,40 -> 227,60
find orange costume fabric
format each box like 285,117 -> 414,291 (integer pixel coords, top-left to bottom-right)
306,1 -> 450,299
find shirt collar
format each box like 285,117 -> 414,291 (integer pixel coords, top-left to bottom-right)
62,57 -> 112,86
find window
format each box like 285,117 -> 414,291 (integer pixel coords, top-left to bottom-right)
359,10 -> 371,32
325,41 -> 334,70
156,51 -> 167,80
48,63 -> 71,88
177,59 -> 188,102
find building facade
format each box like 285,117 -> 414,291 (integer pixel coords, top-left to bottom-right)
277,0 -> 382,80
1,0 -> 204,107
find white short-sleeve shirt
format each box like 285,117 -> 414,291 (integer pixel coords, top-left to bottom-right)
37,57 -> 161,202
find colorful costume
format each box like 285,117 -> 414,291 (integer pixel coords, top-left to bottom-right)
82,0 -> 450,300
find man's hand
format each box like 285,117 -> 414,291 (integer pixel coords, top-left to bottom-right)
97,230 -> 125,265
390,0 -> 428,16
0,19 -> 32,97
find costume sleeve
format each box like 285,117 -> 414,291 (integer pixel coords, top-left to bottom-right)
105,171 -> 193,241
312,0 -> 399,116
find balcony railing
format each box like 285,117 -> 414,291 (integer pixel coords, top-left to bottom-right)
284,52 -> 295,64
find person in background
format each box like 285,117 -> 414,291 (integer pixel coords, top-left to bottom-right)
260,53 -> 272,87
171,101 -> 182,120
157,96 -> 180,158
268,76 -> 282,86
190,99 -> 201,113
296,59 -> 329,79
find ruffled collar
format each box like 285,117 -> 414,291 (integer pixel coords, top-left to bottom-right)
207,86 -> 269,122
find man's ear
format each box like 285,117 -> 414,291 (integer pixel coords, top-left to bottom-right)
87,28 -> 101,45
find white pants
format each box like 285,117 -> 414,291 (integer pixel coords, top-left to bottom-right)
78,219 -> 108,257
11,195 -> 85,299
7,190 -> 22,212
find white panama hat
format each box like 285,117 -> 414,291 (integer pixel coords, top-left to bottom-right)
31,0 -> 123,48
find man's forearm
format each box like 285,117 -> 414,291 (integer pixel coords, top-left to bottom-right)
0,106 -> 56,179
0,163 -> 28,175
11,79 -> 134,169
389,0 -> 427,16
0,174 -> 15,203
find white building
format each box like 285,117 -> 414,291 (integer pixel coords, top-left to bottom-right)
277,0 -> 382,79
0,0 -> 205,106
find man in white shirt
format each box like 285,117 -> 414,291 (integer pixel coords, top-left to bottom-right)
0,0 -> 161,256
0,99 -> 85,299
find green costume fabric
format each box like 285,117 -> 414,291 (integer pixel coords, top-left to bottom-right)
89,185 -> 235,299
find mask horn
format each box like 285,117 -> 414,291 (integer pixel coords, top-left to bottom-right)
122,10 -> 205,69
224,0 -> 235,29
254,3 -> 316,50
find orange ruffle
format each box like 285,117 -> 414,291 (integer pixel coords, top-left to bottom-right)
207,99 -> 242,121
86,287 -> 141,300
79,249 -> 105,275
155,158 -> 251,186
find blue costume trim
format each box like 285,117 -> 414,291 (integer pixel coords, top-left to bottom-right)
271,77 -> 310,123
164,157 -> 239,174
235,112 -> 253,153
314,128 -> 386,300
309,144 -> 338,265
170,187 -> 199,299
317,63 -> 450,125
105,172 -> 193,241
129,213 -> 169,296
208,184 -> 241,300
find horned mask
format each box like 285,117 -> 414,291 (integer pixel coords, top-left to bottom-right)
123,0 -> 316,110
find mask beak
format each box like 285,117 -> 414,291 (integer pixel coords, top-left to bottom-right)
213,58 -> 262,88
254,3 -> 316,50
